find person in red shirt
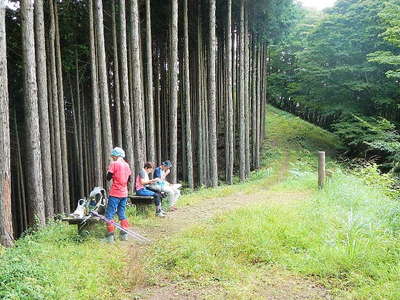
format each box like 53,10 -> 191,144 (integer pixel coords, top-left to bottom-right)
105,147 -> 132,242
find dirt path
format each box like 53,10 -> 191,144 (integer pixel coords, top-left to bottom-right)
125,157 -> 332,299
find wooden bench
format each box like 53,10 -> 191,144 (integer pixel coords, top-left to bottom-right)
128,195 -> 155,205
61,216 -> 101,235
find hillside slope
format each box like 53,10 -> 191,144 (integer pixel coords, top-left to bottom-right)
2,106 -> 397,300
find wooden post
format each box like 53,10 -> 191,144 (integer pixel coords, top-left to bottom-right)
318,151 -> 326,189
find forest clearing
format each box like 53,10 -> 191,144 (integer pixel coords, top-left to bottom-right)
2,0 -> 400,299
2,107 -> 399,299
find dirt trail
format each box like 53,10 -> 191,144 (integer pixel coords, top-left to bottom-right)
125,156 -> 332,300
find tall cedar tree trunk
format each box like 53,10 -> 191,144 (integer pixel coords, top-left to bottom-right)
0,4 -> 13,246
131,0 -> 146,172
225,0 -> 234,184
54,2 -> 70,212
156,51 -> 162,164
183,0 -> 194,189
94,0 -> 113,173
89,0 -> 103,186
75,55 -> 85,197
119,0 -> 134,178
251,43 -> 257,169
112,2 -> 122,147
244,11 -> 250,177
197,1 -> 204,186
255,44 -> 261,169
49,0 -> 64,213
145,0 -> 156,163
239,0 -> 246,181
14,109 -> 28,231
208,0 -> 218,187
21,0 -> 46,225
13,113 -> 25,234
35,0 -> 54,219
169,0 -> 179,183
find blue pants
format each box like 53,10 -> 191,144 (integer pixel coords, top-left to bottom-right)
136,188 -> 161,207
105,196 -> 127,220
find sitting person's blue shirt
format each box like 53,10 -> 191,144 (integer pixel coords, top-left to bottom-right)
153,167 -> 166,186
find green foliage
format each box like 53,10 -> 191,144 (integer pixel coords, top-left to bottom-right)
268,0 -> 400,142
352,162 -> 399,198
368,0 -> 400,78
333,115 -> 400,170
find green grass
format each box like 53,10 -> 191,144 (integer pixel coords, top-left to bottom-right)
0,222 -> 136,299
144,106 -> 400,299
147,165 -> 400,299
0,105 -> 373,299
175,106 -> 342,208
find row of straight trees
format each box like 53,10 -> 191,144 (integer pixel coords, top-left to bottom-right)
0,0 -> 285,246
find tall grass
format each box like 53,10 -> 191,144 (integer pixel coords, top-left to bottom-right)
148,167 -> 400,299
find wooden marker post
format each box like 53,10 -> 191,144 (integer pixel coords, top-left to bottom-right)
318,151 -> 326,189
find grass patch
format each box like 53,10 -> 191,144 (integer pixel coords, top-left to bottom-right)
0,105 -> 345,299
265,106 -> 342,154
0,222 -> 136,299
147,167 -> 400,299
144,107 -> 400,298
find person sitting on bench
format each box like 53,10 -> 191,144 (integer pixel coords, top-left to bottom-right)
135,162 -> 165,217
105,147 -> 132,242
147,160 -> 181,211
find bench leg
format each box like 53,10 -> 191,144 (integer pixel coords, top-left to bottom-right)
77,221 -> 98,237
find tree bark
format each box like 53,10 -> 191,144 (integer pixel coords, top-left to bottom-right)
94,0 -> 113,172
55,2 -> 70,212
119,0 -> 134,179
183,0 -> 194,189
169,0 -> 179,183
244,10 -> 250,177
225,0 -> 234,184
35,0 -> 54,219
197,2 -> 204,186
89,0 -> 103,186
112,1 -> 122,147
21,0 -> 46,225
145,0 -> 155,163
239,0 -> 246,182
48,0 -> 64,213
0,4 -> 13,246
208,0 -> 218,187
130,0 -> 146,172
75,55 -> 85,197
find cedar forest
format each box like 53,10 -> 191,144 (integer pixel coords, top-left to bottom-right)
1,0 -> 400,247
0,0 -> 294,245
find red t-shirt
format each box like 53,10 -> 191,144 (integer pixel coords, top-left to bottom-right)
107,158 -> 132,198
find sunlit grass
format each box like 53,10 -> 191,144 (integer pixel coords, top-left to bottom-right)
0,105 -> 345,299
148,169 -> 400,299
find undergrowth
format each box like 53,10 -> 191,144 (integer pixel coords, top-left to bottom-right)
0,222 -> 134,299
147,163 -> 400,299
2,106 -> 388,299
145,107 -> 400,299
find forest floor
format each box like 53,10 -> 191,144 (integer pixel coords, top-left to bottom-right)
122,106 -> 342,299
127,160 -> 331,299
3,106 -> 396,299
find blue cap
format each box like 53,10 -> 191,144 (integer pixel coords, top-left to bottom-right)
162,160 -> 172,168
111,147 -> 125,158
